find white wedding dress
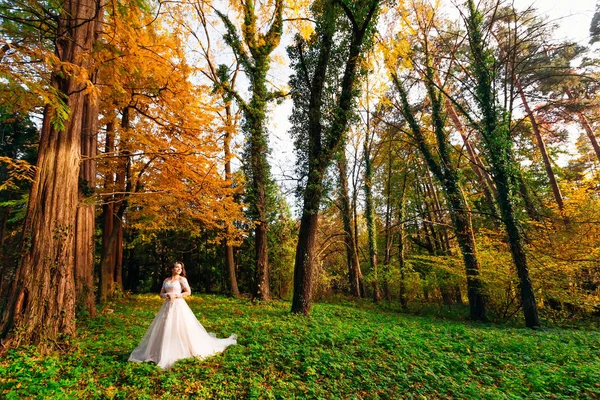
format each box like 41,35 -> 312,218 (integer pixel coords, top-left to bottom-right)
128,277 -> 237,369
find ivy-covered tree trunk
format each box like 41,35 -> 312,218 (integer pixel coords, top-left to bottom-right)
217,0 -> 284,302
292,0 -> 380,315
466,0 -> 539,327
393,71 -> 486,320
246,57 -> 272,302
0,0 -> 101,350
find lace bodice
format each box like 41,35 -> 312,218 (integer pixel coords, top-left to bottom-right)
160,277 -> 191,298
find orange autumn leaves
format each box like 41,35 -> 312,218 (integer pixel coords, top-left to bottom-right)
95,0 -> 245,244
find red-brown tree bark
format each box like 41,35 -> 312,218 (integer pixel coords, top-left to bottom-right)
0,0 -> 101,350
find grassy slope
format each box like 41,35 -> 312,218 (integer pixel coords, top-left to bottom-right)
1,294 -> 599,399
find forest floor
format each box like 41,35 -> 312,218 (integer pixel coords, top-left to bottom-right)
1,294 -> 599,399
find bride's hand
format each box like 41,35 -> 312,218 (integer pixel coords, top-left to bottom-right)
167,293 -> 178,301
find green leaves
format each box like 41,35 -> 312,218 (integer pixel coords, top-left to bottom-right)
1,295 -> 599,398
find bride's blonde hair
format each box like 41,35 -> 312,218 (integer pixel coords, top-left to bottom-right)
172,261 -> 187,277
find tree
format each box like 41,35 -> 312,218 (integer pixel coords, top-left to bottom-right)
183,1 -> 243,297
94,0 -> 244,302
0,0 -> 104,350
290,0 -> 381,315
216,0 -> 285,301
464,0 -> 539,327
362,78 -> 382,302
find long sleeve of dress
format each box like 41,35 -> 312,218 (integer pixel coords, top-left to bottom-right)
160,280 -> 168,298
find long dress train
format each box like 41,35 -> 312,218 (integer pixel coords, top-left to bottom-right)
128,277 -> 237,369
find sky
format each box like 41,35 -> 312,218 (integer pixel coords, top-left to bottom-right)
265,0 -> 598,208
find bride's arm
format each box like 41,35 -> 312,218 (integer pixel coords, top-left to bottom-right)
160,280 -> 168,299
180,277 -> 191,298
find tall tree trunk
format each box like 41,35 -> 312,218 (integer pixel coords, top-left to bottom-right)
223,105 -> 239,297
467,0 -> 539,327
74,0 -> 104,317
291,178 -> 322,315
351,153 -> 366,297
99,123 -> 114,303
397,174 -> 408,309
291,0 -> 379,314
364,130 -> 381,303
382,140 -> 394,302
217,0 -> 285,302
248,71 -> 271,302
517,81 -> 564,210
99,108 -> 129,303
337,151 -> 362,298
0,0 -> 100,350
565,88 -> 600,164
74,94 -> 98,316
111,123 -> 127,294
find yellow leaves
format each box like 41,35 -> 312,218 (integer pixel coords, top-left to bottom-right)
284,0 -> 314,39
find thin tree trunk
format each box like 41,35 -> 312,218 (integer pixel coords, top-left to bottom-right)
0,0 -> 100,350
398,187 -> 408,309
445,97 -> 498,206
223,105 -> 239,297
517,81 -> 564,210
99,123 -> 114,303
425,172 -> 451,254
350,152 -> 366,297
517,169 -> 539,221
114,224 -> 123,290
364,131 -> 381,303
337,151 -> 362,297
565,88 -> 600,163
382,140 -> 393,302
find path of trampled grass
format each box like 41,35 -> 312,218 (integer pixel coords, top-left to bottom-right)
1,294 -> 599,399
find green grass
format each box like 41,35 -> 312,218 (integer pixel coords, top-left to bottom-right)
1,294 -> 599,399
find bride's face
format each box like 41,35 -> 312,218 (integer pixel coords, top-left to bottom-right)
172,264 -> 182,275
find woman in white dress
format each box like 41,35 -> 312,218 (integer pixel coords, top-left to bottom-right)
128,261 -> 237,369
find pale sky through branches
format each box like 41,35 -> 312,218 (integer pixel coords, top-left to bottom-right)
266,0 -> 598,210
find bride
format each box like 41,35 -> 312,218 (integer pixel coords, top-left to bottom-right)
128,261 -> 237,369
